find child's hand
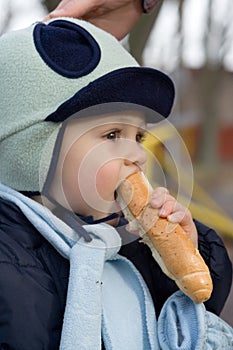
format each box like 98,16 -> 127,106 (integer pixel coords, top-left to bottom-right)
150,187 -> 198,248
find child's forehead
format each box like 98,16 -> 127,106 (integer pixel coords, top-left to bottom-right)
67,110 -> 147,132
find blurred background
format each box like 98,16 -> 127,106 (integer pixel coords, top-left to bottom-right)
1,0 -> 232,325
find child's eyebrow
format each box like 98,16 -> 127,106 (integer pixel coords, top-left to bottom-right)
97,123 -> 147,134
98,119 -> 146,128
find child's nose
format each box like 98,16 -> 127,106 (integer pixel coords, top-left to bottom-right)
124,142 -> 147,169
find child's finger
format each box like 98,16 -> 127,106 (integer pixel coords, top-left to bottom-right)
151,187 -> 169,196
150,187 -> 170,208
158,199 -> 183,217
167,210 -> 187,224
168,210 -> 198,248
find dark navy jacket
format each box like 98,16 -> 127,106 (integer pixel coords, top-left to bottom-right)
0,197 -> 232,349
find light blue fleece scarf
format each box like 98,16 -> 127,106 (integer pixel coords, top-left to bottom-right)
0,183 -> 233,349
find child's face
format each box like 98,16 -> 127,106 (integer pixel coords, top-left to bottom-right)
49,111 -> 147,220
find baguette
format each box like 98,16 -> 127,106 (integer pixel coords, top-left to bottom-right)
117,172 -> 213,303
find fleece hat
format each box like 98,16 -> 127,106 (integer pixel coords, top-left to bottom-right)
0,18 -> 175,192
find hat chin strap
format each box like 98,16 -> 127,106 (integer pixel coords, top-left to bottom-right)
39,192 -> 93,242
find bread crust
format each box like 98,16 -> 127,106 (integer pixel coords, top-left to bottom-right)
117,172 -> 213,303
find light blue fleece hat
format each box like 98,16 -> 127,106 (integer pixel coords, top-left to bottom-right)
0,18 -> 175,192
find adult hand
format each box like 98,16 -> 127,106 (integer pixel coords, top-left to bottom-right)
44,0 -> 143,40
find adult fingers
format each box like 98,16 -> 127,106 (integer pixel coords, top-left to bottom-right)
44,0 -> 100,20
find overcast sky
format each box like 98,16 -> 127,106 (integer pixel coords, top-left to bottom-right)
1,0 -> 233,71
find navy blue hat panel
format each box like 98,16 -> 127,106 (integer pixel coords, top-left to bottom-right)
46,67 -> 175,123
33,20 -> 101,78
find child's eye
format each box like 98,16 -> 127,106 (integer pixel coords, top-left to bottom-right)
106,130 -> 120,141
136,133 -> 146,143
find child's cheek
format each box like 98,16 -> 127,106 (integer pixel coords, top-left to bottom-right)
96,161 -> 121,200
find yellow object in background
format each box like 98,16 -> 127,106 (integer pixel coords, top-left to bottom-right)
143,125 -> 233,239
